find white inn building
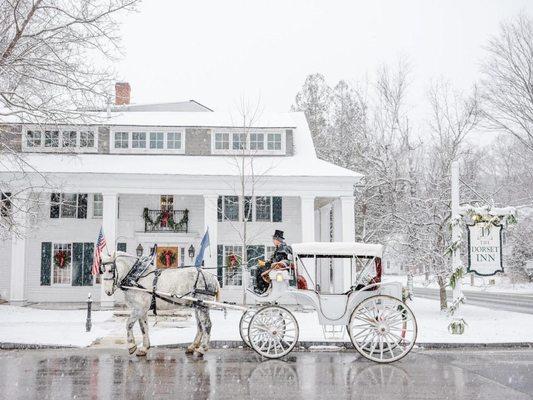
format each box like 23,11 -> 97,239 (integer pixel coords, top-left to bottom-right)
0,84 -> 361,306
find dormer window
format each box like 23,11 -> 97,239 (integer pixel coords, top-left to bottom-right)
110,128 -> 185,154
212,130 -> 286,155
23,126 -> 97,152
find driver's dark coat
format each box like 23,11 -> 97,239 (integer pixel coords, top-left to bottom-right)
267,241 -> 292,267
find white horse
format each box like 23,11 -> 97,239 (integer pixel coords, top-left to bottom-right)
101,252 -> 221,358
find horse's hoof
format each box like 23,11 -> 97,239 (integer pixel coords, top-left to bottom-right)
193,350 -> 204,358
128,345 -> 137,355
136,348 -> 147,357
185,347 -> 195,355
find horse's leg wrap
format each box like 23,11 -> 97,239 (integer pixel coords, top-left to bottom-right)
136,314 -> 150,357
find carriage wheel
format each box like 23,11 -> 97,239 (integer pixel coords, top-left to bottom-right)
348,295 -> 417,363
248,305 -> 299,359
239,310 -> 256,348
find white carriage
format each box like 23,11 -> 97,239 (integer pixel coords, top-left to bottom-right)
239,242 -> 417,363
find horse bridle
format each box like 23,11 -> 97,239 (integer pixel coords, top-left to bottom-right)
101,260 -> 119,289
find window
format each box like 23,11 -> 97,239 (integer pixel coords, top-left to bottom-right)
62,131 -> 77,147
215,133 -> 229,150
50,193 -> 88,219
45,131 -> 59,147
167,132 -> 182,149
93,194 -> 103,217
150,132 -> 164,149
160,195 -> 174,211
267,133 -> 282,150
132,132 -> 146,148
27,131 -> 42,147
52,243 -> 72,284
386,261 -> 391,270
223,196 -> 239,221
232,133 -> 246,150
250,133 -> 264,150
80,131 -> 95,148
114,132 -> 129,148
224,245 -> 243,286
1,192 -> 11,217
256,196 -> 271,221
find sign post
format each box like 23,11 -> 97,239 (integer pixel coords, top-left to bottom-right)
450,161 -> 463,313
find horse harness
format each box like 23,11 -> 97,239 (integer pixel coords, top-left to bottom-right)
105,256 -> 217,315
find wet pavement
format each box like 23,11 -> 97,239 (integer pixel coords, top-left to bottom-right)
0,347 -> 532,399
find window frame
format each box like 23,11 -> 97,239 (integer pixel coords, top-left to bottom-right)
211,129 -> 286,155
22,126 -> 97,152
218,195 -> 281,222
50,193 -> 88,219
51,243 -> 73,286
93,193 -> 103,218
109,127 -> 185,154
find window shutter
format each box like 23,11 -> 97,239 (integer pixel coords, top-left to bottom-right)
50,193 -> 60,218
72,242 -> 84,286
77,194 -> 87,219
217,196 -> 222,222
117,242 -> 127,252
272,197 -> 282,222
217,244 -> 224,287
82,243 -> 94,286
40,242 -> 52,285
247,245 -> 265,268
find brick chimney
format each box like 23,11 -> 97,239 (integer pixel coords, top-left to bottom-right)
115,82 -> 131,105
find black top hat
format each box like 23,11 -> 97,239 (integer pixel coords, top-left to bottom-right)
273,230 -> 285,240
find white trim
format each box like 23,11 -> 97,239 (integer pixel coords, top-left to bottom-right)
109,126 -> 186,154
211,128 -> 286,155
22,125 -> 98,153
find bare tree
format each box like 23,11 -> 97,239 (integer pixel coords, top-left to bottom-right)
480,13 -> 533,152
0,0 -> 138,237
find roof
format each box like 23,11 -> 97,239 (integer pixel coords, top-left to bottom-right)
0,112 -> 362,179
292,242 -> 383,257
81,100 -> 213,113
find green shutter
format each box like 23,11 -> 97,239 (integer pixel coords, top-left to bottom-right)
40,242 -> 52,285
50,193 -> 60,218
217,196 -> 222,222
217,244 -> 223,287
82,243 -> 94,286
77,194 -> 87,219
272,197 -> 282,222
247,245 -> 265,269
72,242 -> 84,286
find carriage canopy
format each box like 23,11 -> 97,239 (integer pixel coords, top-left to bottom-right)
291,242 -> 383,258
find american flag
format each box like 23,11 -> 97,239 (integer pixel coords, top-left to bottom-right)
91,227 -> 107,275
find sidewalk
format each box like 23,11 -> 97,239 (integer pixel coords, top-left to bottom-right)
1,297 -> 533,349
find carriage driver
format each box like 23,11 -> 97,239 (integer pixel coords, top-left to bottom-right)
255,230 -> 292,293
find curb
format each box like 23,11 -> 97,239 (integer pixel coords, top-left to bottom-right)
2,341 -> 533,351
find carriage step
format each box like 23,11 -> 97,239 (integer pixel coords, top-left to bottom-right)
321,325 -> 345,340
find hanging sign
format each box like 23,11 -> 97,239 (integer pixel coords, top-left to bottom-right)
467,224 -> 503,276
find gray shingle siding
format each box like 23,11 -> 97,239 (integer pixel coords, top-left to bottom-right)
98,126 -> 110,153
1,125 -> 22,152
286,129 -> 294,156
185,128 -> 211,155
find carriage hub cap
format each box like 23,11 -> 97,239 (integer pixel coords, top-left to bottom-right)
377,323 -> 389,335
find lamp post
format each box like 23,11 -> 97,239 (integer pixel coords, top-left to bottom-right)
136,243 -> 143,257
188,245 -> 195,261
86,293 -> 92,332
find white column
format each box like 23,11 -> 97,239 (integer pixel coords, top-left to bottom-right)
100,192 -> 118,308
300,195 -> 315,287
300,196 -> 315,242
203,195 -> 218,270
9,195 -> 28,305
333,196 -> 355,292
339,196 -> 355,242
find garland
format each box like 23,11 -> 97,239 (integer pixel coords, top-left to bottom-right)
54,250 -> 70,269
159,249 -> 177,268
143,208 -> 189,231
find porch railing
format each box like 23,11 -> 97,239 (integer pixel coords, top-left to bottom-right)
143,208 -> 189,233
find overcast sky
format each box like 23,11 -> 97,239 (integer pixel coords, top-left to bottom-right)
117,0 -> 533,122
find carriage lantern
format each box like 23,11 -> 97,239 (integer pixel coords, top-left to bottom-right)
188,245 -> 195,260
136,244 -> 143,257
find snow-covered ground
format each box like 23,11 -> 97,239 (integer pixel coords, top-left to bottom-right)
1,297 -> 532,348
384,273 -> 533,293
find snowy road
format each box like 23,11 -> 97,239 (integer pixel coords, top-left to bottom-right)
1,348 -> 532,399
415,287 -> 533,314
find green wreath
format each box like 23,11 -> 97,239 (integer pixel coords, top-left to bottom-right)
159,249 -> 177,267
143,208 -> 189,231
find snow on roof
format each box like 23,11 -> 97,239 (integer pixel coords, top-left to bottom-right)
84,100 -> 213,113
1,112 -> 361,179
292,242 -> 384,257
